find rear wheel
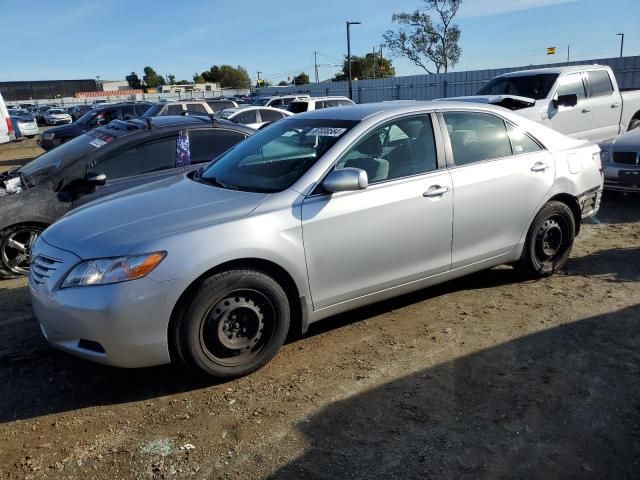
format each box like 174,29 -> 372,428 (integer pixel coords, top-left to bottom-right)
517,201 -> 575,278
173,269 -> 290,379
0,224 -> 45,277
628,117 -> 640,132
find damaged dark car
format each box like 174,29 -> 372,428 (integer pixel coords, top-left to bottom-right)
0,116 -> 254,276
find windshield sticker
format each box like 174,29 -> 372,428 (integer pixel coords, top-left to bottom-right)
176,130 -> 191,167
306,127 -> 347,137
89,138 -> 107,149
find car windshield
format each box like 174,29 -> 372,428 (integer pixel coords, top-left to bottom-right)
10,109 -> 30,117
19,132 -> 116,187
199,119 -> 357,193
476,74 -> 559,100
251,98 -> 270,106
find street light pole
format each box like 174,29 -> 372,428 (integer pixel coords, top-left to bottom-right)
617,33 -> 624,58
346,21 -> 361,101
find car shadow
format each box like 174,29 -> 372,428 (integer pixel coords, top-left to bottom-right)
593,191 -> 640,224
270,304 -> 640,479
564,246 -> 640,283
0,157 -> 35,168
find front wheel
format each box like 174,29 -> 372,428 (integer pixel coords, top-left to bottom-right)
0,224 -> 45,277
173,269 -> 290,379
517,201 -> 576,278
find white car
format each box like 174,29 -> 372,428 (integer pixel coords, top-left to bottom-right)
287,96 -> 355,114
142,100 -> 215,118
0,92 -> 15,144
218,106 -> 292,129
251,95 -> 310,109
44,108 -> 72,125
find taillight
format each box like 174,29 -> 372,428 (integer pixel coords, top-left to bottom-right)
6,117 -> 13,134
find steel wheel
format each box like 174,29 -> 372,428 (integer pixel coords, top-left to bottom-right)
200,289 -> 276,367
534,217 -> 566,263
1,226 -> 42,275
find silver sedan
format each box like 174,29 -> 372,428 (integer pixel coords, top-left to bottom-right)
29,101 -> 603,378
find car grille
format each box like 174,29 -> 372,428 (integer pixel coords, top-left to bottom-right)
612,151 -> 639,166
30,255 -> 63,289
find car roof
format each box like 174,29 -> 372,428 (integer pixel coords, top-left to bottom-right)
292,96 -> 352,102
499,64 -> 610,78
291,100 -> 525,121
94,115 -> 254,137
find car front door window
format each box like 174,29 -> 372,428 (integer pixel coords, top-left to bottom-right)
96,136 -> 178,181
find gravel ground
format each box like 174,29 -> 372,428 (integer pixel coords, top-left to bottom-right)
0,141 -> 639,479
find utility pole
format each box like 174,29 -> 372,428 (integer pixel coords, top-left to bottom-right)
567,45 -> 570,63
617,33 -> 625,57
256,70 -> 262,87
346,21 -> 361,100
372,47 -> 377,79
314,51 -> 319,84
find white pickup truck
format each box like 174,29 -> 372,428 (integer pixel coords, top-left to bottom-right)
448,65 -> 640,143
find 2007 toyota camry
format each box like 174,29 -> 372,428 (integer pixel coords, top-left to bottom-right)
29,101 -> 603,378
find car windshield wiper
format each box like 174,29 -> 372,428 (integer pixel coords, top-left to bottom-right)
200,176 -> 238,190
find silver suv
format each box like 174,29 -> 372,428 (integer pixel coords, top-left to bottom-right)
30,101 -> 603,379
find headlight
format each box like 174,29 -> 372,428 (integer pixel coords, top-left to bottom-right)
599,150 -> 610,163
43,132 -> 55,140
61,252 -> 166,288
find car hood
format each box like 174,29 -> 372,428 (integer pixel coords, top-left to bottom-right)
612,127 -> 640,150
44,122 -> 82,135
441,94 -> 537,110
42,175 -> 269,259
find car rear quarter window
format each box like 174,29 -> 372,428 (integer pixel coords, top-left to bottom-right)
269,99 -> 283,108
188,129 -> 246,164
556,73 -> 586,99
587,70 -> 614,97
234,110 -> 259,125
443,111 -> 512,166
506,124 -> 543,155
288,102 -> 309,114
97,136 -> 178,180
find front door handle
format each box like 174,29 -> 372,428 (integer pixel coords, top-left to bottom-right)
423,185 -> 450,197
611,103 -> 620,109
531,162 -> 550,172
581,107 -> 592,113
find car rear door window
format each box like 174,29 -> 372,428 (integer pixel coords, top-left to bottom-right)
188,129 -> 247,164
234,110 -> 259,125
288,102 -> 308,114
269,99 -> 283,108
187,103 -> 208,114
134,104 -> 151,115
556,73 -> 586,99
165,104 -> 183,116
259,109 -> 285,122
97,136 -> 178,180
443,111 -> 512,166
587,70 -> 614,97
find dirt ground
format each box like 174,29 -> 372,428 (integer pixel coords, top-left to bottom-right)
0,140 -> 639,479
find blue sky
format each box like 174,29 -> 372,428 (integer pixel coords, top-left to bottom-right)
2,0 -> 639,84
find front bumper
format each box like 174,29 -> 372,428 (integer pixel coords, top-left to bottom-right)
29,238 -> 187,368
603,163 -> 640,192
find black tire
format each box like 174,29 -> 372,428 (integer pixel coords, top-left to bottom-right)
0,224 -> 45,278
173,269 -> 290,379
628,117 -> 640,132
26,135 -> 35,139
517,201 -> 576,278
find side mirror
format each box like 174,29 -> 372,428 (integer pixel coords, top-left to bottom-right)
556,93 -> 578,108
323,168 -> 368,193
85,171 -> 107,186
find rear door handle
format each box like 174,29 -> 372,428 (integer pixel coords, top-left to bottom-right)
423,185 -> 450,197
531,162 -> 550,172
581,107 -> 592,113
611,103 -> 620,109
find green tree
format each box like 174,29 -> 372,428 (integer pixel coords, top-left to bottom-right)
176,79 -> 191,85
383,0 -> 462,74
143,66 -> 165,88
193,73 -> 205,84
278,80 -> 289,86
200,65 -> 251,89
125,72 -> 142,89
332,54 -> 396,81
293,72 -> 310,85
167,74 -> 176,85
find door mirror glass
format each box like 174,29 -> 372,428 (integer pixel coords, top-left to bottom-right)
323,168 -> 368,193
85,171 -> 107,186
556,93 -> 578,108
